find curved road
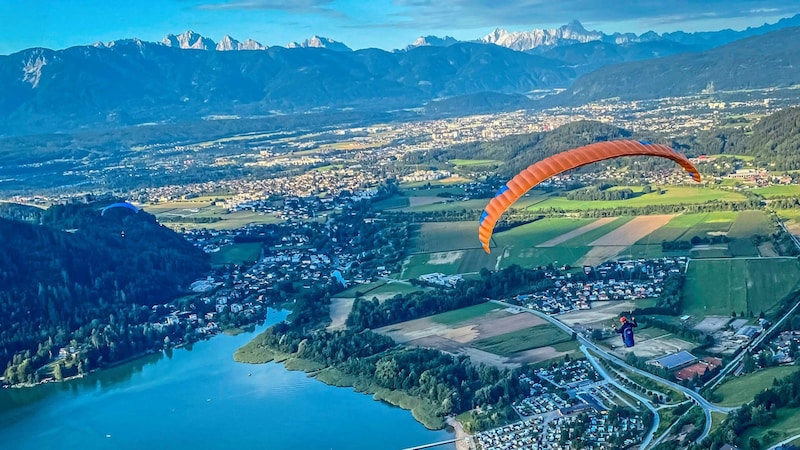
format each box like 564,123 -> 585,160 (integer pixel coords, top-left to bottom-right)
491,300 -> 735,445
581,345 -> 659,449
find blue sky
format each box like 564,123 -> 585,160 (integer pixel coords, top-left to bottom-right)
1,0 -> 798,54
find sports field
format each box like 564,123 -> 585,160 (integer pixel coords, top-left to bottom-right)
683,257 -> 800,317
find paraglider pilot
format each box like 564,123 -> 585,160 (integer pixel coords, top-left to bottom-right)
614,316 -> 638,348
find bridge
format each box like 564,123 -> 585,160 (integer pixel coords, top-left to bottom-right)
402,437 -> 466,450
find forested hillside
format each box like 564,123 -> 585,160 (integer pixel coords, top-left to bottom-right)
677,106 -> 800,169
0,202 -> 209,384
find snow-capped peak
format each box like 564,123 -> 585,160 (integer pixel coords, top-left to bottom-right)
287,36 -> 352,52
162,30 -> 215,50
408,35 -> 460,49
215,35 -> 268,51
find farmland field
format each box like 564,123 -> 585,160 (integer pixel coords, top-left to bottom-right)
494,218 -> 600,268
683,258 -> 800,317
430,302 -> 504,325
752,184 -> 800,198
450,159 -> 500,167
376,303 -> 573,367
634,212 -> 738,245
144,201 -> 284,230
525,187 -> 746,211
409,222 -> 483,253
727,210 -> 772,239
473,324 -> 571,356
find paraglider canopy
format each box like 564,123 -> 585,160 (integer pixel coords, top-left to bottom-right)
478,140 -> 701,253
101,202 -> 139,216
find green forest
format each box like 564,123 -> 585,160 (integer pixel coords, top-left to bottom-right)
0,202 -> 209,385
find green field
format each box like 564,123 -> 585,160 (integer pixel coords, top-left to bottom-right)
400,186 -> 466,197
209,242 -> 262,266
144,201 -> 284,230
494,218 -> 596,248
526,187 -> 746,211
727,211 -> 772,239
740,407 -> 800,448
429,302 -> 503,325
403,217 -> 603,278
450,159 -> 500,167
473,324 -> 572,356
752,185 -> 800,198
634,211 -> 772,258
683,258 -> 800,317
372,195 -> 410,210
334,280 -> 423,298
409,222 -> 483,253
713,366 -> 800,407
777,208 -> 800,222
495,217 -> 633,268
401,248 -> 495,279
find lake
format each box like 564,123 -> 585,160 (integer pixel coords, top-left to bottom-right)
0,310 -> 454,450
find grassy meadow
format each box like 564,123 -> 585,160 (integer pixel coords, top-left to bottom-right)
713,366 -> 800,407
525,186 -> 746,211
209,242 -> 262,266
473,324 -> 572,356
683,258 -> 800,317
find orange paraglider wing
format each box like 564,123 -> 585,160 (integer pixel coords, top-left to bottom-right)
478,140 -> 701,253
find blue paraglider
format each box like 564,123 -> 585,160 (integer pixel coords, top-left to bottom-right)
101,202 -> 139,217
614,316 -> 638,348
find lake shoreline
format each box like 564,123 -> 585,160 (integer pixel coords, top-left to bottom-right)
234,345 -> 455,432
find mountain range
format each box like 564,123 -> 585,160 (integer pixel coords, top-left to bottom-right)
1,18 -> 799,135
83,14 -> 800,55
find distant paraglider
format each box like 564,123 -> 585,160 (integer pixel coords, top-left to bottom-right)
478,140 -> 701,253
100,202 -> 139,217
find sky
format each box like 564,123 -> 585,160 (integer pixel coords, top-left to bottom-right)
1,0 -> 798,55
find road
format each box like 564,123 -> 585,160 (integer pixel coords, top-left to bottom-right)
491,300 -> 735,445
581,346 -> 659,450
769,433 -> 800,449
